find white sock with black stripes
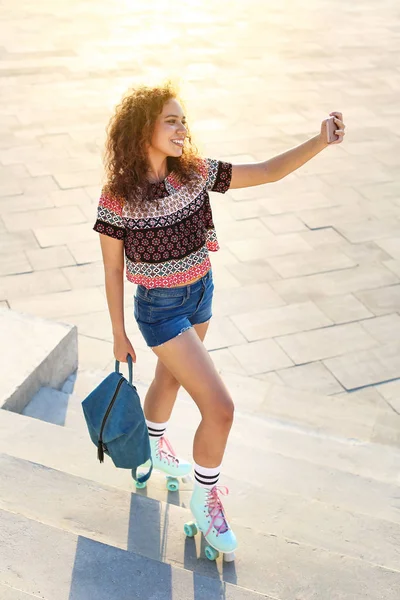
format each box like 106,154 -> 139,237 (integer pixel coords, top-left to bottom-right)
194,462 -> 221,489
146,419 -> 168,439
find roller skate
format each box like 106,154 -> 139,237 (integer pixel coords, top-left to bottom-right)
135,435 -> 192,492
184,485 -> 237,562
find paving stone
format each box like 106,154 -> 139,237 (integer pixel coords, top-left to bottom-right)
360,314 -> 400,345
9,287 -> 106,319
0,269 -> 71,300
267,247 -> 356,278
61,262 -> 104,289
211,265 -> 241,289
225,260 -> 279,285
227,233 -> 311,261
49,187 -> 91,207
339,241 -> 392,264
77,334 -> 113,371
228,199 -> 270,221
25,246 -> 76,270
271,265 -> 399,303
276,362 -> 344,395
383,259 -> 400,278
53,169 -> 102,189
298,204 -> 376,230
315,294 -> 373,324
67,239 -> 102,264
375,237 -> 400,260
336,219 -> 400,244
276,323 -> 378,365
208,348 -> 248,376
300,228 -> 347,248
324,343 -> 400,390
355,284 -> 400,316
0,230 -> 39,254
0,251 -> 32,276
212,282 -> 285,317
261,213 -> 307,233
376,380 -> 400,414
230,339 -> 294,375
2,206 -> 86,232
358,180 -> 400,202
26,156 -> 100,177
204,316 -> 247,350
231,301 -> 332,341
217,218 -> 269,242
260,190 -> 335,215
0,192 -> 55,213
34,222 -> 94,247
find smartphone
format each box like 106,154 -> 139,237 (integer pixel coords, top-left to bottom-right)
326,116 -> 339,144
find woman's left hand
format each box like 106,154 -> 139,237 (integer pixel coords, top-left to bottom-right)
320,111 -> 346,146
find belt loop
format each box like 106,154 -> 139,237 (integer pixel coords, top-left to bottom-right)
186,286 -> 191,300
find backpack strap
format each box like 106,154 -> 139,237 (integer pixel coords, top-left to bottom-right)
115,354 -> 133,385
132,458 -> 153,484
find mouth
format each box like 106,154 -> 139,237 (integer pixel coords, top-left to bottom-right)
171,139 -> 184,148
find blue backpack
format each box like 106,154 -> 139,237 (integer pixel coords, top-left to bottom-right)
81,355 -> 152,484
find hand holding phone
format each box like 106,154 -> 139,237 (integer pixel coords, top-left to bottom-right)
326,116 -> 340,144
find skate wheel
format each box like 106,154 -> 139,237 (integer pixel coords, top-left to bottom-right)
223,551 -> 236,562
166,476 -> 179,492
135,480 -> 147,489
184,521 -> 198,538
205,546 -> 220,561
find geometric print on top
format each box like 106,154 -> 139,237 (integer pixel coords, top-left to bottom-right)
93,157 -> 233,288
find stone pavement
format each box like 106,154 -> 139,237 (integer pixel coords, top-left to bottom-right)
1,0 -> 400,425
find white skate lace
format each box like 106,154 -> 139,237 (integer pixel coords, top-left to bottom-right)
156,436 -> 180,467
205,486 -> 230,537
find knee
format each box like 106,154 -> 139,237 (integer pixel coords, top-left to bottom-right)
213,396 -> 235,428
154,371 -> 180,393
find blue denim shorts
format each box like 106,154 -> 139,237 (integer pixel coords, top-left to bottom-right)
134,270 -> 214,348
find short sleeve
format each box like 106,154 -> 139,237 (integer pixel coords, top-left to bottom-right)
93,186 -> 125,240
204,158 -> 232,194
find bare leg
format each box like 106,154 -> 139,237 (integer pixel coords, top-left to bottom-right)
144,321 -> 210,423
151,328 -> 234,467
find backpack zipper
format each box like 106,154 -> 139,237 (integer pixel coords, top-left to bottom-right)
97,376 -> 124,463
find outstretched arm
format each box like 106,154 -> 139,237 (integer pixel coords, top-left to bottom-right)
229,112 -> 345,189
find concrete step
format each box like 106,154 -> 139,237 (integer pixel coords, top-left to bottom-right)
1,456 -> 399,600
1,452 -> 400,573
0,307 -> 77,413
2,399 -> 400,528
23,369 -> 400,486
54,366 -> 400,447
0,509 -> 270,600
0,584 -> 42,600
220,372 -> 400,445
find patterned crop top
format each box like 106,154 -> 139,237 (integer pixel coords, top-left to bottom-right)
93,158 -> 233,289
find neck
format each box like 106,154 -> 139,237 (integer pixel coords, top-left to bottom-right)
147,149 -> 169,183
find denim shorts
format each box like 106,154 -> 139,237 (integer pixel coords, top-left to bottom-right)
134,270 -> 214,348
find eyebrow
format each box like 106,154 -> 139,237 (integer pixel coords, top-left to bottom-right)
165,114 -> 186,120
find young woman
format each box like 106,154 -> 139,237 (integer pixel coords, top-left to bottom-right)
94,83 -> 345,560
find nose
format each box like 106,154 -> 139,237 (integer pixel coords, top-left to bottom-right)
177,121 -> 187,135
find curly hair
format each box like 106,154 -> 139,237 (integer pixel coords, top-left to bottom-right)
104,82 -> 201,204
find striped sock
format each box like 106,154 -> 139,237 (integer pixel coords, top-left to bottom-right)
194,462 -> 221,489
146,419 -> 168,439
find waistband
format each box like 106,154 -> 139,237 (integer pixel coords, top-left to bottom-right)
137,269 -> 212,298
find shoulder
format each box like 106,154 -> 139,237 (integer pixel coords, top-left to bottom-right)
98,183 -> 126,214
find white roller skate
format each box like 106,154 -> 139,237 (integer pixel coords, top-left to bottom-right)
184,485 -> 237,562
136,435 -> 192,492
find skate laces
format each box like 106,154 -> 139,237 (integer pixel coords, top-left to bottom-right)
156,436 -> 179,467
205,486 -> 230,537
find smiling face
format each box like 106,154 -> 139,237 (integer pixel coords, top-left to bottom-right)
149,98 -> 187,159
